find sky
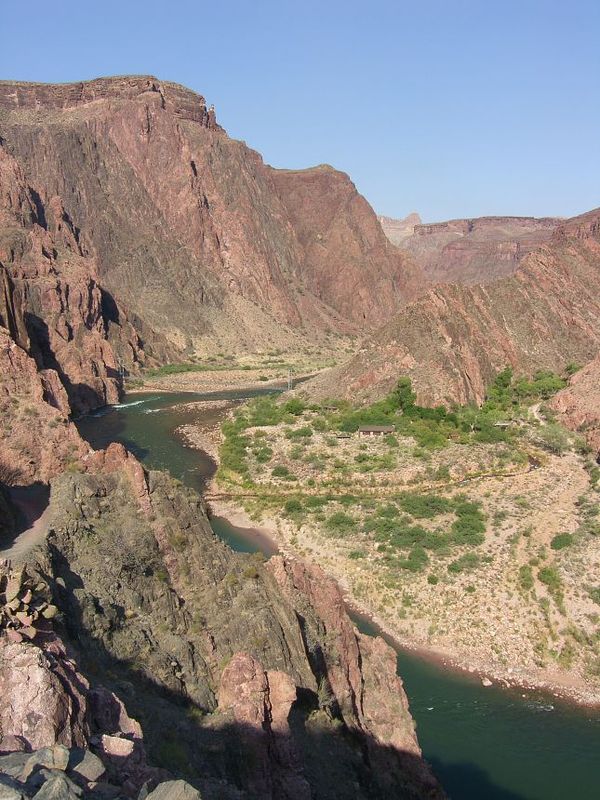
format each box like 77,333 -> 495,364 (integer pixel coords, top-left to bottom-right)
1,0 -> 598,222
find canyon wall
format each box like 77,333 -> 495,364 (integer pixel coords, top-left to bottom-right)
304,208 -> 600,406
381,213 -> 561,284
0,76 -> 422,357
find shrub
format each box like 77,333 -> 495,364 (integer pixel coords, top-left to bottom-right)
325,512 -> 356,537
282,398 -> 306,416
518,565 -> 534,592
376,503 -> 400,518
398,545 -> 429,572
588,587 -> 600,605
535,424 -> 570,455
255,447 -> 273,463
348,550 -> 365,559
550,533 -> 574,550
400,493 -> 453,519
285,426 -> 313,439
427,574 -> 439,585
305,495 -> 329,510
538,566 -> 561,591
271,465 -> 290,477
450,500 -> 486,546
284,498 -> 304,515
448,553 -> 480,574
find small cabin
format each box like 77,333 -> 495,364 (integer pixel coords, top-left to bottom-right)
358,425 -> 394,438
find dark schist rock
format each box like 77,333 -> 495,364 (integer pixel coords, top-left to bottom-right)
26,446 -> 443,799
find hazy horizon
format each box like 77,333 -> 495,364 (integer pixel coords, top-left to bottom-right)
1,0 -> 598,222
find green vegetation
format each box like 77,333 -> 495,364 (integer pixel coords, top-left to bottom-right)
328,367 -> 570,451
550,533 -> 574,550
325,511 -> 356,537
399,492 -> 453,518
535,423 -> 571,455
589,587 -> 600,606
143,362 -> 211,378
518,564 -> 534,592
448,552 -> 480,574
217,365 -> 572,485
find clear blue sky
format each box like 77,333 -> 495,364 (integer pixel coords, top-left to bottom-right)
1,0 -> 598,221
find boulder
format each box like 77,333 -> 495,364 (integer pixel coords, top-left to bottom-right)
145,781 -> 201,800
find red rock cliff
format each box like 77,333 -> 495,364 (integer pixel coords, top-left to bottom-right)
0,76 -> 423,353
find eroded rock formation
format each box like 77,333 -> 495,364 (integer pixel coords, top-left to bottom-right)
0,76 -> 422,356
550,354 -> 600,456
24,444 -> 441,798
305,208 -> 600,405
382,213 -> 561,284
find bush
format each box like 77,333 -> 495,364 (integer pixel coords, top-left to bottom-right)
538,566 -> 561,591
589,587 -> 600,605
271,465 -> 290,477
325,512 -> 356,537
348,550 -> 365,559
550,533 -> 574,550
400,493 -> 453,519
536,424 -> 570,455
285,426 -> 313,439
255,447 -> 273,463
376,503 -> 400,518
398,545 -> 429,572
518,564 -> 534,591
448,553 -> 480,574
284,498 -> 304,515
450,500 -> 486,546
282,398 -> 306,416
427,574 -> 439,585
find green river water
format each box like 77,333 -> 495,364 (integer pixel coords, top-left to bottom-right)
76,390 -> 600,800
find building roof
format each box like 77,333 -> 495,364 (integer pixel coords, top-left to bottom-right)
358,425 -> 395,433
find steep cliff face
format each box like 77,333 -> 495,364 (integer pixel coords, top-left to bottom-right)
304,208 -> 600,405
0,320 -> 88,485
269,168 -> 423,325
382,213 -> 560,285
29,444 -> 441,799
0,142 -> 174,413
0,76 -> 422,353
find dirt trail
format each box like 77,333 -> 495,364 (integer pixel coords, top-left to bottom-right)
1,487 -> 51,564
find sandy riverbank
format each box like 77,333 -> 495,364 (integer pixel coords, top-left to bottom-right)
207,496 -> 600,708
127,369 -> 315,396
173,399 -> 237,461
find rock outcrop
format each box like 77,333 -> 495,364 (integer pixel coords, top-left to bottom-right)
550,354 -> 600,456
304,208 -> 600,406
0,322 -> 88,485
0,76 -> 423,355
0,140 -> 174,413
26,446 -> 441,799
0,634 -> 165,795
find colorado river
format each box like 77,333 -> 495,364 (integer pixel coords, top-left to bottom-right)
76,390 -> 600,800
